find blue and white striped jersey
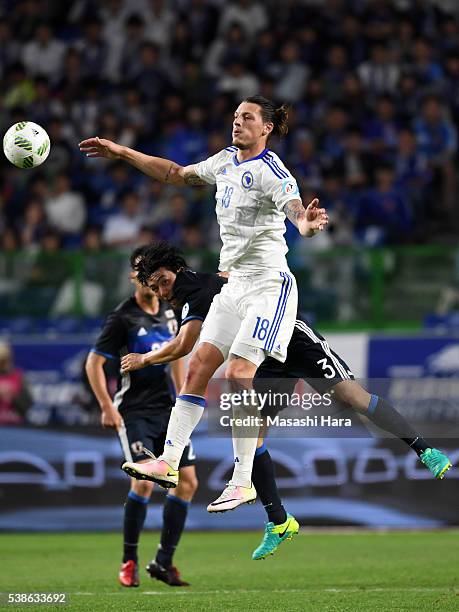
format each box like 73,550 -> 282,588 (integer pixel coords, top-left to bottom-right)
194,147 -> 301,273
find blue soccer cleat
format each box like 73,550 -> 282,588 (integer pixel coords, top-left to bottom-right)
420,448 -> 452,479
252,513 -> 299,560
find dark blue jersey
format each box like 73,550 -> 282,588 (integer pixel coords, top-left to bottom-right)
92,296 -> 178,415
172,269 -> 227,326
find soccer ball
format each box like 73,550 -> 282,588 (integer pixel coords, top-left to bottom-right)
3,121 -> 51,169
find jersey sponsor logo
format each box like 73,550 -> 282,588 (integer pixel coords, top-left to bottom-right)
164,309 -> 175,319
181,302 -> 190,320
165,439 -> 173,446
282,179 -> 299,195
241,170 -> 254,189
137,327 -> 148,336
218,166 -> 227,175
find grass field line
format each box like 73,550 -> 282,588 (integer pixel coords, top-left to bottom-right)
72,587 -> 458,596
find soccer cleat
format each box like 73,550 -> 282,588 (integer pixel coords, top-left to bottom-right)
420,448 -> 452,479
252,513 -> 300,560
207,482 -> 257,513
121,458 -> 178,488
146,560 -> 190,587
118,560 -> 139,587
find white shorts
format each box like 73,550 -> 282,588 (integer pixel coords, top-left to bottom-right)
199,270 -> 298,366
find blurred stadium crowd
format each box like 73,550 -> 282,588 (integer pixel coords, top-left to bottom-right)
1,0 -> 459,259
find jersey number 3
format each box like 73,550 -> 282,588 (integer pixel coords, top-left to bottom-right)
317,358 -> 336,379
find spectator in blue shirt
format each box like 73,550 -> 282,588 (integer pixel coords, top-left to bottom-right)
410,38 -> 444,86
413,95 -> 457,219
363,95 -> 400,157
394,128 -> 432,195
393,128 -> 433,233
356,164 -> 412,246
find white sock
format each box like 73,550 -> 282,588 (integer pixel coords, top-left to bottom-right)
160,395 -> 205,470
230,402 -> 259,488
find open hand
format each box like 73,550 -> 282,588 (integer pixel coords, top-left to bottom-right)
305,198 -> 329,233
78,136 -> 123,160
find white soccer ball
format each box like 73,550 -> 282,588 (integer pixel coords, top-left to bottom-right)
3,121 -> 51,169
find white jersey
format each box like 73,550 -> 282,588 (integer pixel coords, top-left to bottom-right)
194,146 -> 301,273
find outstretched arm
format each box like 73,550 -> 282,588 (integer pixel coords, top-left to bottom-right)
284,197 -> 329,237
120,319 -> 203,372
78,137 -> 207,186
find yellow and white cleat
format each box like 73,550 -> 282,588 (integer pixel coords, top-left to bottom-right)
122,458 -> 178,489
207,482 -> 257,513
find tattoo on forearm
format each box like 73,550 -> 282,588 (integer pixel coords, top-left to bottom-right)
284,200 -> 306,227
184,171 -> 207,186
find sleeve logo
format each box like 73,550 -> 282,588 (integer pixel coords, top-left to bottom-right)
282,179 -> 298,195
181,302 -> 190,320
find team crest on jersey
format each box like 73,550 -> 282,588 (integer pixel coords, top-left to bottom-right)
241,171 -> 254,189
181,302 -> 190,320
282,179 -> 298,195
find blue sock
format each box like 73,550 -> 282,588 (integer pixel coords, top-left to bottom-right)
252,445 -> 287,525
123,491 -> 148,562
156,494 -> 189,569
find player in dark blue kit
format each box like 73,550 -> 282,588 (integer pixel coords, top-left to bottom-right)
85,246 -> 197,587
121,242 -> 452,561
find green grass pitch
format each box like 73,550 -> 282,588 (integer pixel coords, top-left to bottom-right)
1,531 -> 458,611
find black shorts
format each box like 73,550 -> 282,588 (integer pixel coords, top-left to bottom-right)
254,319 -> 354,415
119,411 -> 195,468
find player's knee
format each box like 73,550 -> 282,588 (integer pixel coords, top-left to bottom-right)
332,381 -> 371,412
185,353 -> 203,386
225,359 -> 252,382
176,474 -> 198,500
185,349 -> 214,388
131,478 -> 153,498
333,387 -> 353,409
188,474 -> 199,497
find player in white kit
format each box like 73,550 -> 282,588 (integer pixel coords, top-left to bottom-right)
79,95 -> 328,511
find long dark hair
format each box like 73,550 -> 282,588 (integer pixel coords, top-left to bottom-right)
135,241 -> 188,286
244,94 -> 289,137
129,244 -> 150,270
